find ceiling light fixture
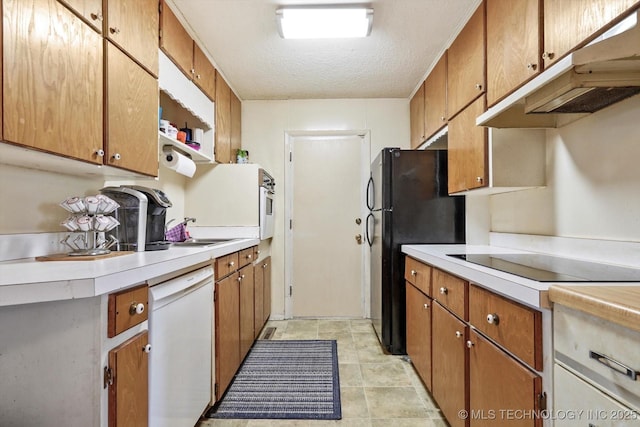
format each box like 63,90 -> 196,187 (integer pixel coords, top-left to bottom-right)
276,5 -> 374,39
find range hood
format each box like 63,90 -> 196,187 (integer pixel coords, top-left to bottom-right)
478,9 -> 640,128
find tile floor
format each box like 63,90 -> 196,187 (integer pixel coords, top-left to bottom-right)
197,319 -> 448,427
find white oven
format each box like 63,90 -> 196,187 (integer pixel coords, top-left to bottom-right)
259,170 -> 275,240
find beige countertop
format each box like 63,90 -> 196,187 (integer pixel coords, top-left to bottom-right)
549,285 -> 640,332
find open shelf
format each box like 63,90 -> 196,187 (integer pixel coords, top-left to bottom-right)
159,131 -> 212,163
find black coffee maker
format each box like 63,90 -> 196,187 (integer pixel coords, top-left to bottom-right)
100,185 -> 172,251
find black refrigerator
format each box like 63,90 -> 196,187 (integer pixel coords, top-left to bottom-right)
366,148 -> 465,355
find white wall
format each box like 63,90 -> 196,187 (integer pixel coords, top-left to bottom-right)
242,98 -> 410,318
490,94 -> 640,242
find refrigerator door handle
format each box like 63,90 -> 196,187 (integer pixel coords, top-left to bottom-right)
365,213 -> 374,247
366,176 -> 375,211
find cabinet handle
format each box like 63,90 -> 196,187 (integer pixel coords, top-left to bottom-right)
196,74 -> 201,79
237,276 -> 242,282
423,303 -> 429,309
542,51 -> 555,60
257,250 -> 261,254
109,27 -> 120,35
455,331 -> 463,339
142,344 -> 151,353
440,116 -> 446,122
111,153 -> 121,161
229,261 -> 235,267
439,287 -> 448,295
476,176 -> 484,184
95,149 -> 105,157
262,263 -> 267,269
589,350 -> 638,381
486,313 -> 500,325
527,63 -> 538,71
411,270 -> 417,276
475,83 -> 483,91
90,12 -> 103,21
466,340 -> 474,349
129,302 -> 145,315
241,274 -> 246,279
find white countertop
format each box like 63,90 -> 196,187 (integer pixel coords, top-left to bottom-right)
0,238 -> 259,306
402,244 -> 640,310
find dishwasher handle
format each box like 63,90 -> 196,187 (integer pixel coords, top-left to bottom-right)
589,350 -> 639,381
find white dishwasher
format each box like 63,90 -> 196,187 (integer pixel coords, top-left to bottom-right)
149,266 -> 213,427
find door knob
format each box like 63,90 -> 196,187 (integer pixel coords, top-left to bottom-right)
355,234 -> 362,245
355,218 -> 362,225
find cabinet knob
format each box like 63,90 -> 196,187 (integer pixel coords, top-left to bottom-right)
90,12 -> 103,21
142,344 -> 151,353
486,313 -> 500,325
241,274 -> 246,279
476,176 -> 484,184
112,153 -> 121,161
423,303 -> 429,309
257,250 -> 261,254
455,331 -> 463,339
129,302 -> 145,315
95,149 -> 105,157
441,116 -> 446,122
262,263 -> 267,269
190,69 -> 195,75
196,74 -> 201,79
475,83 -> 483,91
542,51 -> 555,60
527,63 -> 538,71
247,254 -> 252,259
439,287 -> 448,295
229,261 -> 235,267
109,27 -> 120,35
411,270 -> 417,276
237,276 -> 242,282
466,340 -> 474,349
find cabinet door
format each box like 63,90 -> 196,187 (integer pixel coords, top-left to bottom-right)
215,273 -> 240,400
448,96 -> 487,194
193,43 -> 217,101
263,257 -> 272,325
543,0 -> 639,68
254,262 -> 264,338
432,303 -> 468,427
409,82 -> 425,148
406,282 -> 432,391
159,0 -> 193,80
230,90 -> 242,162
105,0 -> 158,76
215,72 -> 232,163
424,53 -> 447,139
4,0 -> 103,164
486,0 -> 541,106
108,331 -> 149,427
106,42 -> 159,176
58,0 -> 104,32
239,264 -> 255,361
468,330 -> 542,427
447,3 -> 485,119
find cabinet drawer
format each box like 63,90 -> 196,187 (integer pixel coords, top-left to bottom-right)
469,285 -> 542,371
432,268 -> 468,320
108,284 -> 149,337
215,252 -> 239,280
554,364 -> 639,426
554,304 -> 640,405
405,257 -> 432,296
239,247 -> 256,268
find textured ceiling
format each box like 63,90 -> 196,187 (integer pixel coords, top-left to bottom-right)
170,0 -> 481,100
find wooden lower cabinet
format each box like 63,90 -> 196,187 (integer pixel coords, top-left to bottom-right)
432,302 -> 469,427
215,272 -> 240,400
254,261 -> 265,339
406,282 -> 433,390
108,331 -> 149,427
262,257 -> 272,325
239,264 -> 255,360
468,330 -> 542,427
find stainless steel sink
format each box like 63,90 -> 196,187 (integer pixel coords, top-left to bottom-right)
171,238 -> 232,247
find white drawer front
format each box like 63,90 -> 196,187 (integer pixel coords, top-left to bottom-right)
554,364 -> 639,426
554,304 -> 640,409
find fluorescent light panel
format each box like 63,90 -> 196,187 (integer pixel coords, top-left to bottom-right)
276,6 -> 373,39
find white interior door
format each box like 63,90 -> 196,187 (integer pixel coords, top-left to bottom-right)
287,133 -> 368,318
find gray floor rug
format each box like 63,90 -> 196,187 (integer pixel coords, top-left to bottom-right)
208,340 -> 341,420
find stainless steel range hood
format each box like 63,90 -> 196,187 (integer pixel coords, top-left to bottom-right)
478,9 -> 640,128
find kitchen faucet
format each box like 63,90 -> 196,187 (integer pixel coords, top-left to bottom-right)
165,217 -> 196,231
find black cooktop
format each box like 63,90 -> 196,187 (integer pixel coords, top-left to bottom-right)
447,253 -> 640,282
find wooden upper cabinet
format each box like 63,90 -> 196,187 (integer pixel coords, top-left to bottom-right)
447,2 -> 486,119
409,82 -> 425,148
193,43 -> 217,101
3,0 -> 103,164
106,42 -> 159,176
159,0 -> 193,79
105,0 -> 159,76
230,90 -> 242,160
215,73 -> 232,163
543,0 -> 640,68
58,0 -> 104,32
486,0 -> 541,106
448,96 -> 487,194
424,53 -> 447,139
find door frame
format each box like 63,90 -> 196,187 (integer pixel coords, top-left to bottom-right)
284,130 -> 371,319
